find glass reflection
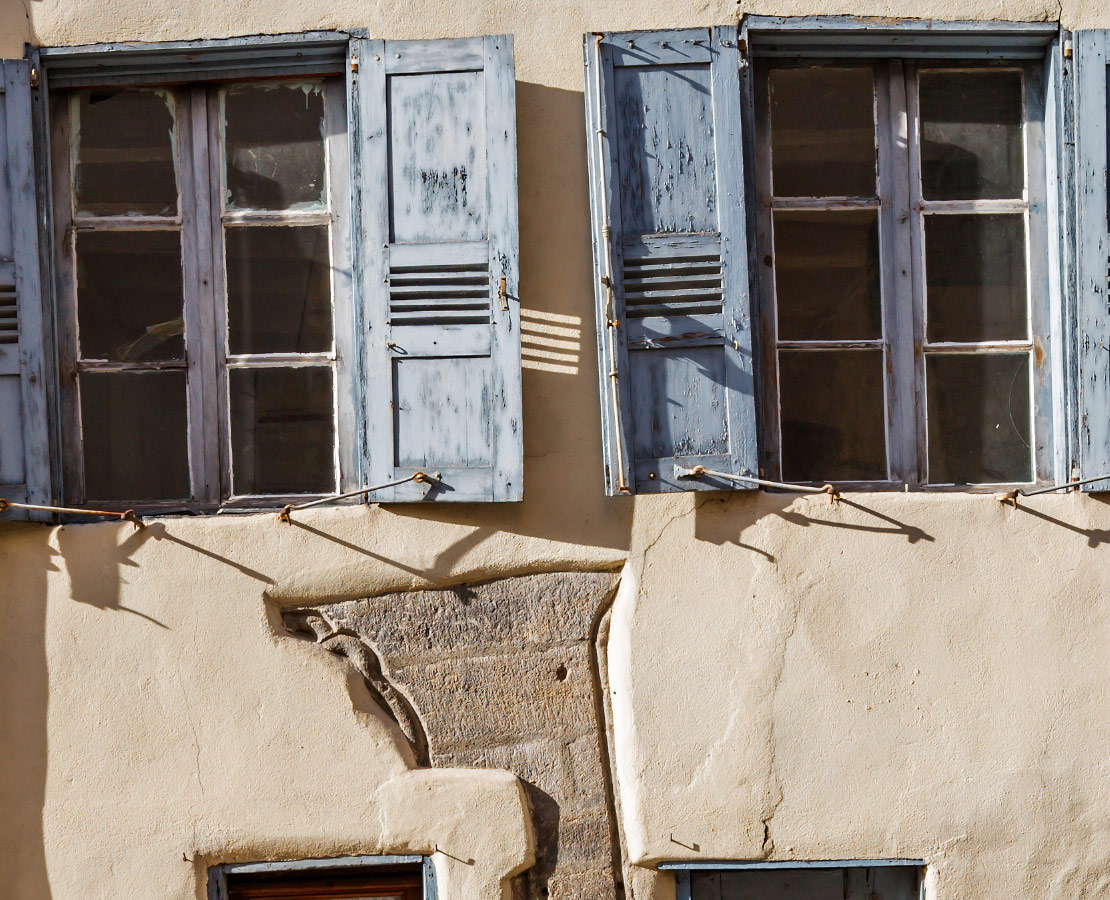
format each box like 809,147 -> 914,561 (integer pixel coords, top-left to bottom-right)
223,82 -> 326,211
770,66 -> 876,198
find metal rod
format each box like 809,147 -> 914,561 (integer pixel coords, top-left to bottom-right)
594,34 -> 630,495
0,498 -> 143,528
278,472 -> 439,522
996,474 -> 1110,507
674,465 -> 840,503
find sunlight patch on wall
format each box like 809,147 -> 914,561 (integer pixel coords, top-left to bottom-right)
521,308 -> 581,375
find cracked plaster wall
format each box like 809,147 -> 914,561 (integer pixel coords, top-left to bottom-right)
1,1 -> 1109,900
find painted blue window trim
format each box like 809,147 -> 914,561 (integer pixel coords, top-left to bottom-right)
207,853 -> 436,900
743,15 -> 1058,59
660,858 -> 925,870
35,32 -> 350,88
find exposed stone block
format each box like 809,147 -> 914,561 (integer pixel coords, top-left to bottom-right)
285,571 -> 622,900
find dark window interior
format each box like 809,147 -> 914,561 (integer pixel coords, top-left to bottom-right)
224,863 -> 422,900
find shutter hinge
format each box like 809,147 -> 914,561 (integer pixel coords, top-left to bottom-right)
1063,38 -> 1073,59
738,38 -> 748,61
498,277 -> 509,311
350,52 -> 359,72
29,67 -> 38,88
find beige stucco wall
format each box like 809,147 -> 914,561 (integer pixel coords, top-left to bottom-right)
1,1 -> 1109,898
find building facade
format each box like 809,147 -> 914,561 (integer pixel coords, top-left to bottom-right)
1,1 -> 1108,899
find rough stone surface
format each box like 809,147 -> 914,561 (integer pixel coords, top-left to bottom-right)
285,571 -> 622,900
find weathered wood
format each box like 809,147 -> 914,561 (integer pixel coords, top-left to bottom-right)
584,27 -> 758,494
1075,32 -> 1110,489
744,16 -> 1057,60
0,60 -> 51,520
1046,34 -> 1078,481
354,36 -> 522,502
40,32 -> 349,88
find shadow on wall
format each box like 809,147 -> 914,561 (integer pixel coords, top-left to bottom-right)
0,535 -> 55,900
1,3 -> 47,894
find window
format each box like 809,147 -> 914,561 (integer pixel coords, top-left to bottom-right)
755,60 -> 1048,487
209,855 -> 430,900
665,861 -> 920,900
584,21 -> 1062,494
52,77 -> 351,510
24,32 -> 523,514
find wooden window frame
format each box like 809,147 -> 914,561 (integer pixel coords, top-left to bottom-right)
207,854 -> 436,900
749,35 -> 1060,491
48,74 -> 356,514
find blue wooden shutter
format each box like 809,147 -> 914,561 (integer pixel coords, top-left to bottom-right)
0,60 -> 50,519
584,27 -> 757,495
350,35 -> 522,502
1076,31 -> 1110,490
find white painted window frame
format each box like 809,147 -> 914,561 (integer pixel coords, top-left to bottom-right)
206,853 -> 437,900
743,17 -> 1065,492
48,73 -> 356,513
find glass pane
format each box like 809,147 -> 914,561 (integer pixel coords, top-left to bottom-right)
925,214 -> 1027,343
779,350 -> 887,482
223,82 -> 326,210
927,353 -> 1031,484
76,230 -> 184,362
230,367 -> 334,495
920,69 -> 1024,200
225,225 -> 332,355
75,89 -> 177,216
774,209 -> 882,340
80,371 -> 189,501
769,66 -> 876,198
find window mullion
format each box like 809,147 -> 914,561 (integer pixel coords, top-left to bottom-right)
878,60 -> 919,485
903,60 -> 930,484
325,76 -> 358,493
180,85 -> 222,506
204,86 -> 233,502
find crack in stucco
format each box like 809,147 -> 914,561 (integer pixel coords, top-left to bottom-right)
759,587 -> 801,856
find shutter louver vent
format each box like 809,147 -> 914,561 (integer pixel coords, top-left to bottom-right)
622,247 -> 723,318
389,260 -> 491,326
0,283 -> 17,344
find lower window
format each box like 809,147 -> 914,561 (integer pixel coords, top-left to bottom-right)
211,857 -> 426,900
755,57 -> 1050,488
671,862 -> 921,900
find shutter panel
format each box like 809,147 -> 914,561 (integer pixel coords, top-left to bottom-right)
1075,31 -> 1110,490
0,60 -> 50,518
350,35 -> 522,502
584,28 -> 757,495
